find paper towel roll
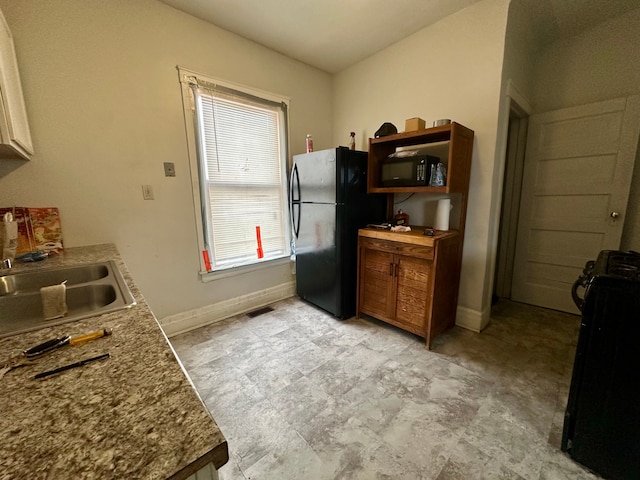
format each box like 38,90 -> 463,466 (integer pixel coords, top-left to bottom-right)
434,198 -> 452,231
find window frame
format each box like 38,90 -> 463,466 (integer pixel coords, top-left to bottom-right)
178,67 -> 292,279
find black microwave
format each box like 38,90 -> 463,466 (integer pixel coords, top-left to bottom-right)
380,155 -> 439,187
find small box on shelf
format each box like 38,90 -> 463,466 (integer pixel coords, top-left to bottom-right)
405,117 -> 425,132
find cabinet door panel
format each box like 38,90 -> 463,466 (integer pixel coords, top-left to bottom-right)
398,259 -> 431,289
395,256 -> 430,329
0,9 -> 33,159
359,248 -> 394,319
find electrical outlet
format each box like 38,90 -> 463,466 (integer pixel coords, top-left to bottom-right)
142,184 -> 154,200
163,162 -> 176,177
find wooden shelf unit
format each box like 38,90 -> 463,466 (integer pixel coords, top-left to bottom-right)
357,122 -> 474,348
368,122 -> 474,236
368,122 -> 474,193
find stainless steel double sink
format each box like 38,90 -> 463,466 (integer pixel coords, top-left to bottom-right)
0,260 -> 136,338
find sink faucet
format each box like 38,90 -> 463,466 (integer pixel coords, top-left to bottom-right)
1,258 -> 12,271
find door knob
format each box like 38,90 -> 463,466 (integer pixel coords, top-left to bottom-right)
610,211 -> 620,219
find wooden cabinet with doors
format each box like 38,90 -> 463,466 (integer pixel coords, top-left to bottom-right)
357,228 -> 460,349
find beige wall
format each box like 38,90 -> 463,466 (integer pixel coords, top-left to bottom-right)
531,7 -> 640,252
333,0 -> 510,327
0,0 -> 332,319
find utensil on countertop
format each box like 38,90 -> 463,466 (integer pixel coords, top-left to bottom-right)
34,352 -> 110,379
23,327 -> 112,358
0,359 -> 35,381
15,250 -> 48,262
1,328 -> 112,380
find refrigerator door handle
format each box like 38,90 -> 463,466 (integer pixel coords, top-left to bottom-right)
291,203 -> 301,238
290,163 -> 301,203
289,163 -> 301,238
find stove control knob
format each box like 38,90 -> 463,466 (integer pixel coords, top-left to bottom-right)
583,260 -> 595,275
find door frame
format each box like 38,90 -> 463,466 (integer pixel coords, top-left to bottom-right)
494,102 -> 529,300
488,80 -> 533,307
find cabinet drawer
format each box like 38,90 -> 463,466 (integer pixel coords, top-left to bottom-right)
359,237 -> 434,260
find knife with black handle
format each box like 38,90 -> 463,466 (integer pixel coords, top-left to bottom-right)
23,328 -> 112,358
24,336 -> 70,357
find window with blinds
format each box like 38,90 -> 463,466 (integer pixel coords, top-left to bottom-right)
192,81 -> 290,271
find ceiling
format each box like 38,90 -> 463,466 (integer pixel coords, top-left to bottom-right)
159,0 -> 640,73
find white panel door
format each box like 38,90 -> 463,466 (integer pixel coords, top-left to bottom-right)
512,95 -> 640,313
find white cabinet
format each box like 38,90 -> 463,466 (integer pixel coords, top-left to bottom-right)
0,8 -> 32,160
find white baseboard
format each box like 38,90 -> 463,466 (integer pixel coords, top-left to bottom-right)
455,304 -> 491,333
161,282 -> 488,338
160,281 -> 296,337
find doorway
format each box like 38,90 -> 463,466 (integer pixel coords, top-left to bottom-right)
493,99 -> 529,303
495,95 -> 640,313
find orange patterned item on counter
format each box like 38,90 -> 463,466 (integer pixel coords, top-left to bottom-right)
0,207 -> 63,254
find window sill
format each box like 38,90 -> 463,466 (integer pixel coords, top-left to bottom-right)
200,256 -> 292,283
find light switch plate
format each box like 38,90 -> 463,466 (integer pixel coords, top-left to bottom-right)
164,162 -> 176,177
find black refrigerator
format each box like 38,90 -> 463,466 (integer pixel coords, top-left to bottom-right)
289,147 -> 386,319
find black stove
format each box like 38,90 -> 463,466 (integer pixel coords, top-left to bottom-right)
572,250 -> 640,310
563,250 -> 640,480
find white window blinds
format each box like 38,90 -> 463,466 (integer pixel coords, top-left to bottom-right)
192,83 -> 290,271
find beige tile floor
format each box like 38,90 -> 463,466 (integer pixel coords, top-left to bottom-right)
170,298 -> 603,480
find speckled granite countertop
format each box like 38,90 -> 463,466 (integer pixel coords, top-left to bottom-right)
0,244 -> 228,479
